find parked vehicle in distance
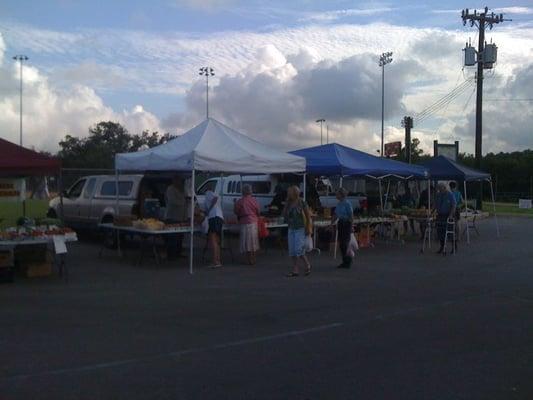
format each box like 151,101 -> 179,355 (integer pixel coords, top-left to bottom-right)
47,174 -> 173,229
195,175 -> 367,220
315,177 -> 368,211
195,175 -> 278,221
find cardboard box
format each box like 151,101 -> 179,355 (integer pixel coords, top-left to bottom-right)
25,261 -> 53,278
0,250 -> 14,268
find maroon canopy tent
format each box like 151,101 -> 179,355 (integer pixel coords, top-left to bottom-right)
0,137 -> 61,176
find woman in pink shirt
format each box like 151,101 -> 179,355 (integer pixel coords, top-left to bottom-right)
234,184 -> 260,265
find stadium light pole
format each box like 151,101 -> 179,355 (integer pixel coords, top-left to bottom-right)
379,52 -> 393,157
13,55 -> 29,146
316,119 -> 325,145
199,67 -> 215,118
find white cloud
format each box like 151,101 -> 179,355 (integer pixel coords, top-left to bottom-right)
300,7 -> 395,23
170,0 -> 238,11
0,35 -> 4,65
0,20 -> 532,155
494,7 -> 533,15
162,45 -> 425,152
454,63 -> 533,152
0,36 -> 161,151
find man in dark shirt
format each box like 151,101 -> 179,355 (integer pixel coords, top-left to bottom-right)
433,183 -> 456,253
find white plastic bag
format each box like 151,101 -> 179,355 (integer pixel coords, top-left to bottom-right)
304,235 -> 314,252
201,217 -> 209,234
347,233 -> 359,257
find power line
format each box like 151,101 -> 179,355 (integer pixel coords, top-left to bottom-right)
484,98 -> 533,102
413,78 -> 475,125
433,82 -> 476,140
414,78 -> 474,121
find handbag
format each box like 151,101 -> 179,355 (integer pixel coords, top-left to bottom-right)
347,233 -> 359,257
304,235 -> 314,252
258,217 -> 269,239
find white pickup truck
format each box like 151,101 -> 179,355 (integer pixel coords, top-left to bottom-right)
195,175 -> 367,219
196,175 -> 277,221
311,177 -> 366,211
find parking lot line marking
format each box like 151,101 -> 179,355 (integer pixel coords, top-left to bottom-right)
3,322 -> 344,381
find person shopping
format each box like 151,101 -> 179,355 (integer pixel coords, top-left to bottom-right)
234,184 -> 260,265
164,176 -> 186,259
283,186 -> 312,277
434,183 -> 456,254
449,181 -> 464,251
204,188 -> 224,268
333,188 -> 354,269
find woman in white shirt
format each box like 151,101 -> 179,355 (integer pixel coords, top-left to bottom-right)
204,190 -> 224,268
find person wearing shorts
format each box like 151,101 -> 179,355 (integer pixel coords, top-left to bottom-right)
283,185 -> 312,277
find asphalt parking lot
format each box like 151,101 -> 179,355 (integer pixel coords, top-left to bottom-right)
1,216 -> 532,400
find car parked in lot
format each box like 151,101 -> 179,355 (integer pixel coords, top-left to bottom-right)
48,174 -> 172,229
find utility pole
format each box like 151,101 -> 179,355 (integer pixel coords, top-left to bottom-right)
462,7 -> 508,208
401,116 -> 413,163
379,52 -> 393,157
316,119 -> 325,145
13,55 -> 28,146
199,67 -> 215,118
326,124 -> 329,144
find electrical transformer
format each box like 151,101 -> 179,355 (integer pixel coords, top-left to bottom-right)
464,45 -> 476,66
483,43 -> 497,69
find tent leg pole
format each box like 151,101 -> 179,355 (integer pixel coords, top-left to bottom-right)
378,179 -> 383,215
59,169 -> 64,223
303,173 -> 307,202
427,179 -> 431,249
219,174 -> 225,249
189,169 -> 196,275
115,169 -> 121,257
385,180 -> 391,207
464,181 -> 470,244
339,176 -> 343,188
489,179 -> 500,237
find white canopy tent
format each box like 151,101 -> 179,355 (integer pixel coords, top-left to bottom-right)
115,118 -> 306,273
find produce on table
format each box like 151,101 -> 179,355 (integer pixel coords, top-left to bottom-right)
132,218 -> 165,231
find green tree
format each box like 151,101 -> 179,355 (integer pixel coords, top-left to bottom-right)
58,122 -> 172,169
396,137 -> 427,163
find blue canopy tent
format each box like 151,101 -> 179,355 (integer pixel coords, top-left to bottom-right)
291,143 -> 429,179
421,155 -> 499,242
291,143 -> 431,218
421,155 -> 490,181
291,143 -> 433,253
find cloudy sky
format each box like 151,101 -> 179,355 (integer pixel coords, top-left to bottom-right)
1,0 -> 532,155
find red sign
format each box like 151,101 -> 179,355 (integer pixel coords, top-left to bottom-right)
384,141 -> 402,157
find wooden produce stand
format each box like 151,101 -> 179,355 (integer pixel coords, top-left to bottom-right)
0,226 -> 77,281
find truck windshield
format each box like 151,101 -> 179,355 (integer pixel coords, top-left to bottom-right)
198,180 -> 217,195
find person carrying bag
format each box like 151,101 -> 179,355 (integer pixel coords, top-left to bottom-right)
333,188 -> 355,269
